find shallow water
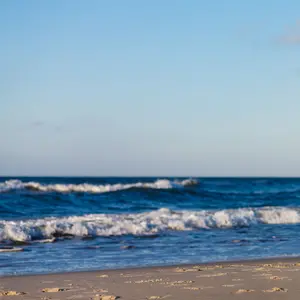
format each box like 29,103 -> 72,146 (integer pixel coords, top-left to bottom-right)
1,177 -> 300,275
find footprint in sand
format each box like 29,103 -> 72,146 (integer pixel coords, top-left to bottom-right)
263,287 -> 288,293
166,280 -> 194,287
95,289 -> 108,293
93,295 -> 119,300
174,268 -> 202,273
222,284 -> 237,287
269,276 -> 285,280
262,264 -> 273,267
132,278 -> 164,284
197,272 -> 227,278
235,289 -> 255,294
0,290 -> 26,296
148,296 -> 171,299
232,279 -> 244,282
254,267 -> 267,272
42,287 -> 68,293
182,287 -> 202,290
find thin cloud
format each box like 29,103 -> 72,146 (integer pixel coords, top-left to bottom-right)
30,122 -> 64,132
280,35 -> 300,44
279,20 -> 300,45
55,125 -> 64,132
31,121 -> 45,127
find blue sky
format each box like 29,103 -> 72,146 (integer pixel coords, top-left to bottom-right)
1,0 -> 300,176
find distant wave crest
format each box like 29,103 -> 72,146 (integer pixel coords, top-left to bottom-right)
0,178 -> 198,194
1,206 -> 300,242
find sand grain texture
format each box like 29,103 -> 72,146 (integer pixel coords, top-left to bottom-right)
0,290 -> 26,296
1,258 -> 300,299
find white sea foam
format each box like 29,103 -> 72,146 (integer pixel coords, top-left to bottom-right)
0,179 -> 198,194
1,206 -> 300,242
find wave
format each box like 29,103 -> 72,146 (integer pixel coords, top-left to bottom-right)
0,178 -> 198,194
1,206 -> 300,242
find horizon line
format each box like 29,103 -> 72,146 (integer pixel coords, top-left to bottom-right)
1,175 -> 300,179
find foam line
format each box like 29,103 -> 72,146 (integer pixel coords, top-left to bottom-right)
0,179 -> 198,194
1,206 -> 299,242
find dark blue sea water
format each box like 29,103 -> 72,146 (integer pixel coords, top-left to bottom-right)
1,177 -> 300,276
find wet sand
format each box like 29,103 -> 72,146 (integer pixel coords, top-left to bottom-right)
1,257 -> 300,299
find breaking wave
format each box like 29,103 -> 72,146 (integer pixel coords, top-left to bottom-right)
0,178 -> 198,194
1,206 -> 300,242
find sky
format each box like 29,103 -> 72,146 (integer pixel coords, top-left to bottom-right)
1,0 -> 300,177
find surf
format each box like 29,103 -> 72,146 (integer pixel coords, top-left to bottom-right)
1,206 -> 300,243
0,178 -> 198,194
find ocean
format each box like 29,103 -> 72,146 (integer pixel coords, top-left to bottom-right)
1,177 -> 300,276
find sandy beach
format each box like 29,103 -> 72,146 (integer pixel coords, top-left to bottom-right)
1,257 -> 300,299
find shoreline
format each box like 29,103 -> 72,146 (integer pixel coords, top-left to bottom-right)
2,256 -> 300,299
2,255 -> 300,278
